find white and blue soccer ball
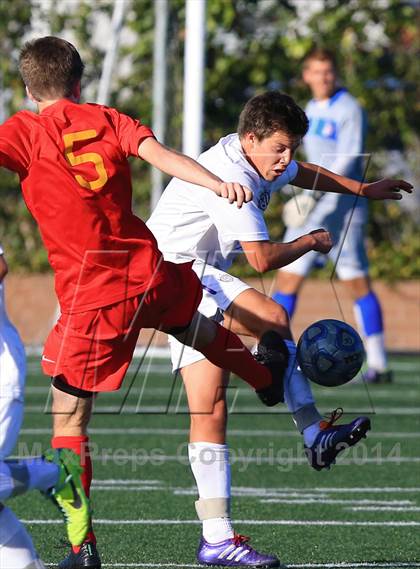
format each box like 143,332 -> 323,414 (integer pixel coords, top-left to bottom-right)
297,319 -> 365,387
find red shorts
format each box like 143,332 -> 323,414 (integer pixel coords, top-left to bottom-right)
42,261 -> 202,392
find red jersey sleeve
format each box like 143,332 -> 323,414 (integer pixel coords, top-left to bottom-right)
105,107 -> 155,159
0,114 -> 31,178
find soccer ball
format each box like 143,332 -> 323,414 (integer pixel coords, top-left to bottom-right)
297,319 -> 365,387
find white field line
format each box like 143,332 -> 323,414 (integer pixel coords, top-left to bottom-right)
25,345 -> 171,359
24,405 -> 420,414
259,499 -> 414,506
348,506 -> 420,512
23,518 -> 420,527
89,484 -> 416,506
23,385 -> 420,400
92,481 -> 420,494
43,559 -> 420,569
12,453 -> 420,465
19,427 -> 420,439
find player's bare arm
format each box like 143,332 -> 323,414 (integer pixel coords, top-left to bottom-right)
294,161 -> 413,200
138,137 -> 253,208
240,228 -> 332,273
0,255 -> 8,283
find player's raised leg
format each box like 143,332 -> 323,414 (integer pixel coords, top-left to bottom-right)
272,270 -> 305,319
226,288 -> 323,433
226,288 -> 371,469
182,360 -> 281,567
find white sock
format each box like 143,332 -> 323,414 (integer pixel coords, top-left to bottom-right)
0,505 -> 46,567
364,333 -> 387,372
188,442 -> 234,543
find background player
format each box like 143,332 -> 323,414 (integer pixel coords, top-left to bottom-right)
1,36 -> 301,569
0,245 -> 90,567
147,91 -> 412,567
273,48 -> 392,383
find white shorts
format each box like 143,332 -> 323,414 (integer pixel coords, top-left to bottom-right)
0,322 -> 26,460
281,193 -> 369,280
168,261 -> 250,371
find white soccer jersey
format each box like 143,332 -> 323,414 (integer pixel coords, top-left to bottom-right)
0,244 -> 26,459
148,133 -> 298,272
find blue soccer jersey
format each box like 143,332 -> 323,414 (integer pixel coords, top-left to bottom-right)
304,88 -> 366,181
281,88 -> 369,279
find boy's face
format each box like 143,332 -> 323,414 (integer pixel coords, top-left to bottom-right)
303,59 -> 336,100
242,131 -> 301,181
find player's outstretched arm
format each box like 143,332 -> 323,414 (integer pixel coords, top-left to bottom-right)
138,137 -> 252,208
294,161 -> 413,200
0,254 -> 8,283
240,229 -> 332,273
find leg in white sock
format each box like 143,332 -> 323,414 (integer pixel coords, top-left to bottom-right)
0,459 -> 58,501
0,505 -> 46,568
353,289 -> 388,372
181,361 -> 234,544
189,442 -> 234,543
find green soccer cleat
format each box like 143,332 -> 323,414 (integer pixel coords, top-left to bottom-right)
44,449 -> 91,547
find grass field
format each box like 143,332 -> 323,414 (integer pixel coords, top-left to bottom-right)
10,352 -> 420,568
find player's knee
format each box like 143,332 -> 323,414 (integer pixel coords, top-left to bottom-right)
51,378 -> 93,435
190,398 -> 227,432
260,300 -> 290,336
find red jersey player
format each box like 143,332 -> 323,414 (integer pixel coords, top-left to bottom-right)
0,37 -> 288,567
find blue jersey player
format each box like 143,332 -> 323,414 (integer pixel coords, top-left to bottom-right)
274,48 -> 391,383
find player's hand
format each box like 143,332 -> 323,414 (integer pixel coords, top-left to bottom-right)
216,182 -> 253,208
308,228 -> 333,254
361,179 -> 413,201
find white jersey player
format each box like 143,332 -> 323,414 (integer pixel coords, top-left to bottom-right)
148,91 -> 411,566
0,244 -> 26,458
273,48 -> 392,384
0,245 -> 90,567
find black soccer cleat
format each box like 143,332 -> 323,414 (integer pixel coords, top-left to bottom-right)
305,408 -> 371,471
364,368 -> 393,384
58,542 -> 101,569
254,331 -> 289,406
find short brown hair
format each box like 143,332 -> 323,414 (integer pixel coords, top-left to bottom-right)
237,91 -> 308,140
303,47 -> 337,70
19,36 -> 84,101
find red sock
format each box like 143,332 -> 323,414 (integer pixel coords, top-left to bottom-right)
200,324 -> 272,390
52,435 -> 96,551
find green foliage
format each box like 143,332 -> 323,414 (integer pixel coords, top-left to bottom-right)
0,0 -> 418,279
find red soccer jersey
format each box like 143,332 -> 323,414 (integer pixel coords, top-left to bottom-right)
0,99 -> 167,313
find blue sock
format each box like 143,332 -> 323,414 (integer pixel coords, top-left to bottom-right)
272,291 -> 297,319
354,291 -> 383,336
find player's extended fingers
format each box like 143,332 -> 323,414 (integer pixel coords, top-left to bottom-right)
226,182 -> 236,203
395,180 -> 413,193
234,183 -> 246,208
243,186 -> 253,203
218,183 -> 229,200
309,228 -> 327,235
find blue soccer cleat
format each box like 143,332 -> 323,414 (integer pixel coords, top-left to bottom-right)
197,534 -> 281,567
305,408 -> 371,471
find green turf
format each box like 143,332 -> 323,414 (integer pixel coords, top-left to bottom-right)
10,354 -> 420,567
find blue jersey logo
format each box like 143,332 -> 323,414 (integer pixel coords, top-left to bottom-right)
258,189 -> 271,211
308,117 -> 338,141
